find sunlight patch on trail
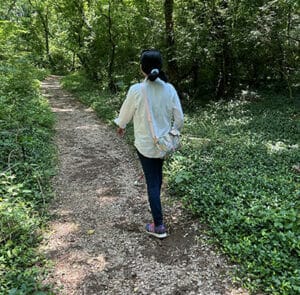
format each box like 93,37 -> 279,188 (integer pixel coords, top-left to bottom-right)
75,124 -> 99,130
51,107 -> 75,113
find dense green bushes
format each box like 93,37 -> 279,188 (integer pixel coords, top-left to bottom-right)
0,60 -> 54,294
166,95 -> 300,294
3,1 -> 299,100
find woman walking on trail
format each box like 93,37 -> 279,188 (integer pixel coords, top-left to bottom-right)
114,49 -> 184,238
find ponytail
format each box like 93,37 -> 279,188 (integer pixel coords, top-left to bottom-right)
148,68 -> 159,81
147,68 -> 168,82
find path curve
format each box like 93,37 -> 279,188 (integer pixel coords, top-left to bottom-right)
40,76 -> 247,295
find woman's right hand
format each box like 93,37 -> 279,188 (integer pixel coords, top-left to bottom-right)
117,127 -> 126,138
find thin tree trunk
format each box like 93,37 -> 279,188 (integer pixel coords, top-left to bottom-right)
28,1 -> 52,66
285,4 -> 293,98
211,1 -> 235,99
216,39 -> 234,99
164,0 -> 178,84
107,0 -> 116,93
44,6 -> 50,62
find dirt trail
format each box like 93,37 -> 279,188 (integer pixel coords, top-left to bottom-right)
40,76 -> 247,295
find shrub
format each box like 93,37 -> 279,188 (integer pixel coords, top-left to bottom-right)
0,59 -> 55,294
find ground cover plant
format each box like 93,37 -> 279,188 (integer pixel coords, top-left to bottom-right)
166,94 -> 300,294
0,60 -> 55,294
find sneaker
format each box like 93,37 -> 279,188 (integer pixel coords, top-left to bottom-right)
145,223 -> 167,239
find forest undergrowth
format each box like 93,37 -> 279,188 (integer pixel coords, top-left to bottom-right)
0,60 -> 55,294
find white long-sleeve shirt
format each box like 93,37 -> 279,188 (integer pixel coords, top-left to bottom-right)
114,78 -> 184,158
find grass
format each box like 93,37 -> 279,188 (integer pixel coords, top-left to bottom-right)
61,71 -> 300,294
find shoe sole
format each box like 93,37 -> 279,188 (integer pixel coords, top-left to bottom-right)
146,231 -> 168,239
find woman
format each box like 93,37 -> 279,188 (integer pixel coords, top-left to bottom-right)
114,49 -> 184,238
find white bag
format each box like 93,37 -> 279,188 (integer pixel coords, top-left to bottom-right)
156,128 -> 181,154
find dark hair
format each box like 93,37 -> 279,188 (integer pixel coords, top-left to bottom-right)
140,49 -> 168,82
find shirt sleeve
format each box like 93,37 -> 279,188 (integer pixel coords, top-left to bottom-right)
114,85 -> 136,129
172,87 -> 184,131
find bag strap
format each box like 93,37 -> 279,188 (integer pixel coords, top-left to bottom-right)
142,83 -> 158,143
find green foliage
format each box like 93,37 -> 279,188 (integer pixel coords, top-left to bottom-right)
52,0 -> 300,97
174,0 -> 300,98
0,60 -> 55,294
2,0 -> 300,96
166,93 -> 300,294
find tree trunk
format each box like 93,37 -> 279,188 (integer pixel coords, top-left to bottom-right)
44,6 -> 51,63
164,0 -> 178,84
285,4 -> 293,98
72,51 -> 76,71
73,1 -> 98,81
215,38 -> 234,99
107,1 -> 117,93
28,1 -> 52,66
211,1 -> 235,99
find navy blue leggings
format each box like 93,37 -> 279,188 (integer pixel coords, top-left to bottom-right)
137,150 -> 164,226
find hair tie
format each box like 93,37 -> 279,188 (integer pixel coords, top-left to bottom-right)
150,68 -> 159,75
